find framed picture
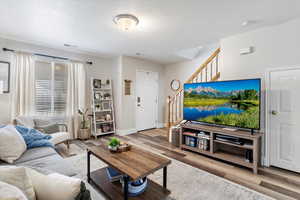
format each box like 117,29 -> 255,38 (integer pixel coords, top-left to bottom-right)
93,79 -> 102,88
0,61 -> 10,93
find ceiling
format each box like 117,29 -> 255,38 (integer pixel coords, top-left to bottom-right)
0,0 -> 300,64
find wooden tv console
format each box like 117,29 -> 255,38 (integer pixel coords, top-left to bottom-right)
180,122 -> 263,173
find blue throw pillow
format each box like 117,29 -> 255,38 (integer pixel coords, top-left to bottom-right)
15,125 -> 53,149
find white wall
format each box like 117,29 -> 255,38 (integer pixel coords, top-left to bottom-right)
0,37 -> 116,124
0,38 -> 165,134
220,18 -> 300,80
220,17 -> 300,163
220,17 -> 300,132
111,56 -> 123,131
163,43 -> 219,97
116,56 -> 165,134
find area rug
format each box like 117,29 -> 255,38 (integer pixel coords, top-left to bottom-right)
65,148 -> 273,200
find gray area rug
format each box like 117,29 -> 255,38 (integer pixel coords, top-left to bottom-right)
65,148 -> 273,200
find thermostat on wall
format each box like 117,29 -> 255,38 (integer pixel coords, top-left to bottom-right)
240,47 -> 253,55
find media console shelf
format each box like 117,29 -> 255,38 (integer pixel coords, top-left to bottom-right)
180,122 -> 263,173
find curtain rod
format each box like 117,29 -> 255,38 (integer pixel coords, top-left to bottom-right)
2,47 -> 93,65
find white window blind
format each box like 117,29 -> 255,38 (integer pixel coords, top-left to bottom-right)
35,61 -> 67,115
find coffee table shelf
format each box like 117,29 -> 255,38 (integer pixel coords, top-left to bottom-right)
90,167 -> 170,200
87,145 -> 171,200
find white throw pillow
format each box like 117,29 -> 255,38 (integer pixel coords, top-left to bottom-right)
0,166 -> 36,200
0,181 -> 28,200
0,125 -> 27,163
27,169 -> 81,200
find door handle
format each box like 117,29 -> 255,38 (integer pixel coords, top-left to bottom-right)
271,110 -> 278,115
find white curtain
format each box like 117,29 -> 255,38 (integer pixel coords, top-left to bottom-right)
10,52 -> 35,121
66,62 -> 86,138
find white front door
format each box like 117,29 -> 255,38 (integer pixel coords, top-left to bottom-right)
136,71 -> 158,131
269,68 -> 300,172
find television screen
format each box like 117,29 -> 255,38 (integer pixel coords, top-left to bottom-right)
183,79 -> 261,130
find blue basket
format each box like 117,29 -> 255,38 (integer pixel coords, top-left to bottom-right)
121,177 -> 148,197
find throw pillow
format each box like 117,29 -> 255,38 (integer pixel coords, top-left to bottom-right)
0,125 -> 27,163
0,181 -> 28,200
0,166 -> 36,200
27,168 -> 81,200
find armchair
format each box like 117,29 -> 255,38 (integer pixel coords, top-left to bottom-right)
14,116 -> 71,149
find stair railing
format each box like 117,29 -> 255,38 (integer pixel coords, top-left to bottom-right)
167,48 -> 221,127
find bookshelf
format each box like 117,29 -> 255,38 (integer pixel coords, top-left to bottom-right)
91,78 -> 116,137
180,122 -> 263,173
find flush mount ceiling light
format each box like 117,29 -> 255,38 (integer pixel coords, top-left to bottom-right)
113,14 -> 139,31
242,20 -> 258,27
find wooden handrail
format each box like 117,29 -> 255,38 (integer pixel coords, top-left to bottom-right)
169,48 -> 220,103
186,48 -> 220,83
167,48 -> 221,128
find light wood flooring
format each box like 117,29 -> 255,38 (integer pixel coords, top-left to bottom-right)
62,128 -> 300,200
123,128 -> 300,200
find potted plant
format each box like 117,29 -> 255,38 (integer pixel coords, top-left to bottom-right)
108,137 -> 120,152
78,108 -> 90,140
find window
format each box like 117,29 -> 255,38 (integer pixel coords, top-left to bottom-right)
35,61 -> 68,115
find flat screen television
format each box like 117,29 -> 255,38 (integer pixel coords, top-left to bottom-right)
183,79 -> 261,130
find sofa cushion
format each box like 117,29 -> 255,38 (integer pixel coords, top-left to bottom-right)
0,166 -> 36,200
49,132 -> 70,145
0,181 -> 28,200
15,147 -> 57,164
0,125 -> 27,163
17,154 -> 77,176
26,168 -> 81,200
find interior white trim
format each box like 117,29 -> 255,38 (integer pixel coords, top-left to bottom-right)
116,129 -> 137,136
265,65 -> 300,167
156,123 -> 166,128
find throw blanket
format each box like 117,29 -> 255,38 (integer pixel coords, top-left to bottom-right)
15,125 -> 53,149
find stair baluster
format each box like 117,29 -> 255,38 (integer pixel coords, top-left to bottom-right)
167,48 -> 221,127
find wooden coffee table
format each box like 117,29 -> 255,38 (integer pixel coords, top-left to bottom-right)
87,145 -> 171,200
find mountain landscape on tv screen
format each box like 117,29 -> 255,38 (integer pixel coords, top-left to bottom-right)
183,80 -> 260,129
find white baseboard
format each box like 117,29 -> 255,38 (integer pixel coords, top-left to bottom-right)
116,129 -> 137,136
156,123 -> 167,128
261,156 -> 269,167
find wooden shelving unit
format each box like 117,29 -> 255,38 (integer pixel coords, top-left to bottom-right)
91,78 -> 116,137
180,122 -> 263,173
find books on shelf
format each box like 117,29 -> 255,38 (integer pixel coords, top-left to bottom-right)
106,167 -> 123,182
183,132 -> 197,137
184,136 -> 197,147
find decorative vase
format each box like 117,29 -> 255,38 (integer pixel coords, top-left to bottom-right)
108,145 -> 119,152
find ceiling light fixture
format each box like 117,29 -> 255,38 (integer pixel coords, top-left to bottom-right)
64,43 -> 77,48
242,20 -> 258,27
113,14 -> 139,31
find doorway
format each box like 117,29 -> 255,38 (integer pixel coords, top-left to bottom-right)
136,70 -> 159,131
267,67 -> 300,173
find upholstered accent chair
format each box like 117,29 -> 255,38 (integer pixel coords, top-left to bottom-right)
14,116 -> 70,149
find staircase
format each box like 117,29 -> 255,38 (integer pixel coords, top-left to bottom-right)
167,48 -> 221,127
